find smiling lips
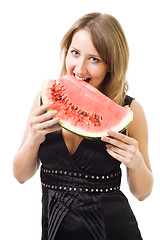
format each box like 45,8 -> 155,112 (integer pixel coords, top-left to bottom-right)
73,73 -> 91,83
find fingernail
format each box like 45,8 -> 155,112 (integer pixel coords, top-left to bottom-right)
101,136 -> 106,141
107,130 -> 113,136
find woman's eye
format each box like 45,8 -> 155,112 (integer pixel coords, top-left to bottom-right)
72,50 -> 79,56
90,57 -> 99,62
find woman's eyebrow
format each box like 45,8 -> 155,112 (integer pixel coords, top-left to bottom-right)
70,47 -> 79,51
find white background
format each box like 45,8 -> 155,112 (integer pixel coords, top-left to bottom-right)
0,0 -> 160,239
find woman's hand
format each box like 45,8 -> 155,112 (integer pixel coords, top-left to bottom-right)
13,98 -> 62,183
28,102 -> 61,146
101,101 -> 153,200
101,130 -> 142,169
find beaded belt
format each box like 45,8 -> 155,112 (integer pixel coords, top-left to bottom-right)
41,166 -> 121,194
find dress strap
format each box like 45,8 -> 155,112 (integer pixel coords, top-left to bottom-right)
124,95 -> 135,107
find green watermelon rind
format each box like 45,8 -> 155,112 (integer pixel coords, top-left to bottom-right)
58,112 -> 133,138
41,80 -> 133,138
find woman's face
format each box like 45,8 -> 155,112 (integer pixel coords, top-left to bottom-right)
66,29 -> 108,90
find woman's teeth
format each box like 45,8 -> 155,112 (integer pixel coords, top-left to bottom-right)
74,74 -> 90,82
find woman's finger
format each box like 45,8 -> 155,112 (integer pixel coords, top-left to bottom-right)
111,131 -> 137,145
102,136 -> 131,152
106,144 -> 125,157
101,130 -> 137,148
106,144 -> 132,158
40,117 -> 60,130
30,109 -> 58,127
44,124 -> 62,135
103,130 -> 133,145
106,147 -> 130,165
33,102 -> 53,116
38,110 -> 58,123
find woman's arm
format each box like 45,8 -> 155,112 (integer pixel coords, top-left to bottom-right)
13,93 -> 61,184
101,100 -> 153,201
126,100 -> 153,200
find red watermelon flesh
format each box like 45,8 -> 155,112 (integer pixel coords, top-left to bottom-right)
41,75 -> 133,138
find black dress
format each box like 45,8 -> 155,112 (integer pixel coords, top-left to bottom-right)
38,95 -> 143,240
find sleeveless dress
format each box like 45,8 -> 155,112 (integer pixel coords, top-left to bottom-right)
38,95 -> 143,240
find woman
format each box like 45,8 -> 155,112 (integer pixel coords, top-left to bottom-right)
13,12 -> 153,240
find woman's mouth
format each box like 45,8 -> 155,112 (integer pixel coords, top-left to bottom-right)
73,73 -> 91,83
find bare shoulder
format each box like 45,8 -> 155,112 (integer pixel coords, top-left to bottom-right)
130,100 -> 146,118
128,100 -> 148,139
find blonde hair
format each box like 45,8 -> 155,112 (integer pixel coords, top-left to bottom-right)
60,12 -> 129,105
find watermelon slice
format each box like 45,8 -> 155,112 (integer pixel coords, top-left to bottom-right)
41,75 -> 133,138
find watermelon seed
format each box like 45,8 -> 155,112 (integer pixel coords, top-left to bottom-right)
71,106 -> 74,110
53,93 -> 57,96
51,89 -> 55,92
94,118 -> 99,122
78,111 -> 83,114
83,112 -> 87,116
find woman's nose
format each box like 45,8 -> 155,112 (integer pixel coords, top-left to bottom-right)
75,58 -> 87,75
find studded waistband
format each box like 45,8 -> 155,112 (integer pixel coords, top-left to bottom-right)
41,167 -> 121,180
41,166 -> 121,194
